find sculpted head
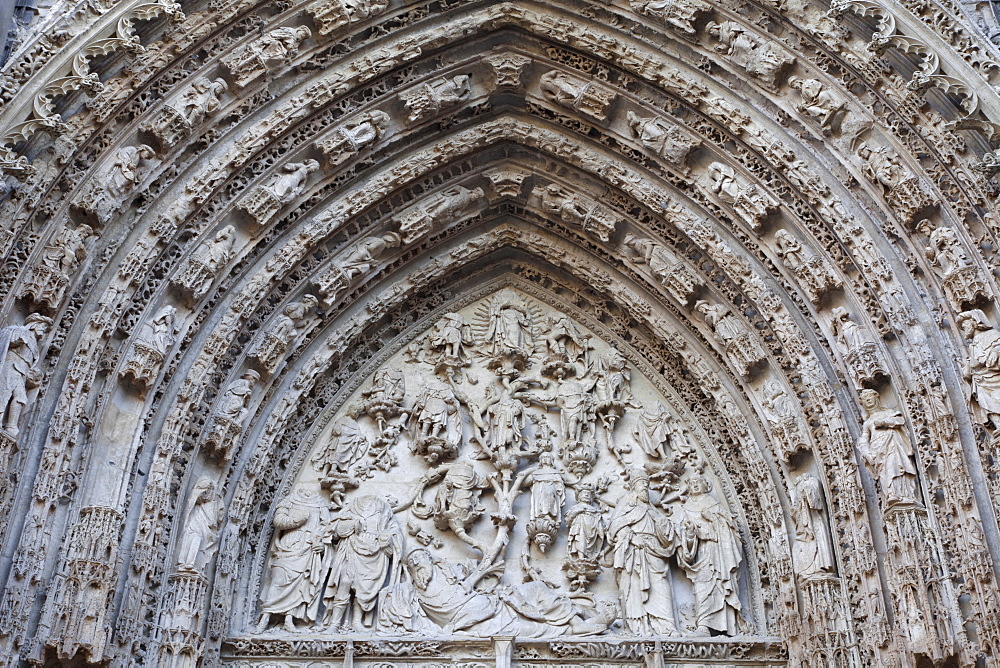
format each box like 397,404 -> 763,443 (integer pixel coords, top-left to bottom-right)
406,549 -> 434,588
859,388 -> 882,412
958,309 -> 991,338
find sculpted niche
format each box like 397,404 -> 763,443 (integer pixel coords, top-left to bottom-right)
251,289 -> 750,641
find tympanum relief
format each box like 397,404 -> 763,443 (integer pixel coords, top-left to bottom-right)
254,290 -> 747,641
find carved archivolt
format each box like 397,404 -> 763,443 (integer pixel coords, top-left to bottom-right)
0,0 -> 998,665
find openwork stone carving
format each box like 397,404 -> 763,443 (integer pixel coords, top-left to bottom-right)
307,0 -> 389,35
538,71 -> 617,121
483,52 -> 532,89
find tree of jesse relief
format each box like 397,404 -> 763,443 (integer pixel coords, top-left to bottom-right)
255,288 -> 746,638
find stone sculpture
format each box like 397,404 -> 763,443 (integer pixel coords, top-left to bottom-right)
705,162 -> 777,229
773,230 -> 841,304
923,224 -> 989,310
144,77 -> 228,150
625,111 -> 700,165
20,224 -> 95,310
539,70 -> 617,120
203,369 -> 260,462
0,314 -> 51,436
394,186 -> 484,243
707,21 -> 794,88
175,477 -> 224,574
249,296 -> 318,374
791,473 -> 835,580
959,309 -> 1000,429
830,306 -> 887,387
536,184 -> 620,243
857,389 -> 919,507
400,74 -> 471,123
621,232 -> 702,303
307,0 -> 390,34
857,142 -> 933,225
240,160 -> 321,228
630,0 -> 712,35
222,26 -> 312,88
317,232 -> 401,303
695,300 -> 767,377
317,110 -> 390,165
120,305 -> 179,390
788,76 -> 845,130
485,288 -> 533,374
173,225 -> 237,301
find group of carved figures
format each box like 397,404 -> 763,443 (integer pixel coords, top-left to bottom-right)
257,297 -> 744,638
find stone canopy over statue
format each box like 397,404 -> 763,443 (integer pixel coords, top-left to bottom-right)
254,288 -> 747,640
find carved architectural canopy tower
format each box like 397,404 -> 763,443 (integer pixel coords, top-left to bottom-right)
7,0 -> 1000,665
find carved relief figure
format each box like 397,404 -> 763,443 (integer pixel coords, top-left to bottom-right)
175,77 -> 228,126
566,484 -> 605,565
250,296 -> 318,373
175,225 -> 237,301
695,300 -> 767,377
787,76 -> 845,130
857,389 -> 919,507
175,477 -> 224,574
923,224 -> 989,309
773,229 -> 841,303
410,378 -> 461,462
707,21 -> 794,88
0,314 -> 51,435
606,472 -> 680,635
257,487 -> 330,632
308,0 -> 390,34
414,461 -> 490,552
858,142 -> 907,192
625,111 -> 699,164
319,110 -> 390,164
630,0 -> 712,35
537,184 -> 620,242
676,476 -> 743,635
519,452 -> 569,552
791,473 -> 835,580
106,144 -> 156,199
401,74 -> 472,122
959,309 -> 1000,428
265,160 -> 320,204
621,232 -> 701,302
322,496 -> 403,629
223,26 -> 312,87
121,305 -> 179,390
140,305 -> 179,355
41,224 -> 94,275
486,289 -> 532,370
539,70 -> 617,120
395,186 -> 485,243
317,232 -> 401,302
634,402 -> 677,459
430,312 -> 474,364
216,370 -> 260,426
830,306 -> 886,387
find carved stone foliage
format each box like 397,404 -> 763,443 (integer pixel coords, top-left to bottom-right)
254,290 -> 747,641
483,52 -> 532,89
538,71 -> 617,121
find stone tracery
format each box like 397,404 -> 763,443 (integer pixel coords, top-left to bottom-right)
0,0 -> 998,665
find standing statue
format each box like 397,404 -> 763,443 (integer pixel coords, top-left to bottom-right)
216,370 -> 260,426
556,376 -> 596,446
257,487 -> 330,632
318,232 -> 401,302
175,224 -> 237,300
410,377 -> 461,462
485,289 -> 532,372
605,471 -> 680,635
791,473 -> 835,580
175,477 -> 224,574
633,402 -> 678,459
541,314 -> 589,368
0,314 -> 51,436
959,309 -> 1000,428
675,476 -> 743,636
566,484 -> 605,562
518,452 -> 570,552
175,77 -> 229,126
322,496 -> 403,630
429,312 -> 474,364
857,389 -> 919,507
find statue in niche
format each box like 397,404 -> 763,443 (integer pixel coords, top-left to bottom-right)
0,314 -> 51,436
222,26 -> 312,87
322,496 -> 404,630
606,471 -> 680,635
540,314 -> 590,379
175,477 -> 224,574
695,300 -> 766,377
175,77 -> 228,127
634,402 -> 684,459
266,160 -> 320,204
174,225 -> 237,301
830,306 -> 886,387
317,232 -> 401,303
106,144 -> 156,199
536,184 -> 620,242
410,377 -> 461,463
517,452 -> 571,552
857,389 -> 919,507
402,549 -> 611,636
773,229 -> 840,303
485,288 -> 533,374
204,369 -> 260,462
706,21 -> 794,88
564,483 -> 606,590
922,223 -> 989,310
787,76 -> 845,130
41,223 -> 94,275
621,232 -> 701,303
538,70 -> 617,120
121,305 -> 179,391
250,296 -> 318,374
257,487 -> 330,632
625,111 -> 699,164
675,475 -> 743,636
395,185 -> 485,244
959,309 -> 1000,429
412,461 -> 490,553
629,0 -> 711,34
791,473 -> 835,580
400,74 -> 472,123
319,110 -> 390,165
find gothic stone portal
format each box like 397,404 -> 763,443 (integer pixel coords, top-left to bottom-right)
232,288 -> 774,665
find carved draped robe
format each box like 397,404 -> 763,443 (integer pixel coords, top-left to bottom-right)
260,491 -> 328,621
969,326 -> 1000,418
607,496 -> 680,635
